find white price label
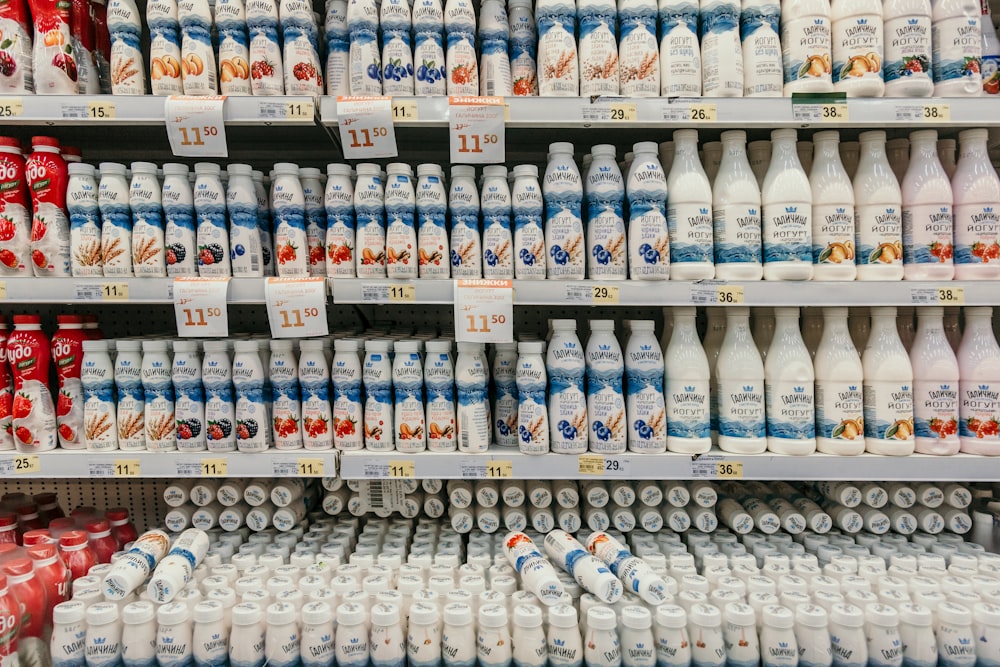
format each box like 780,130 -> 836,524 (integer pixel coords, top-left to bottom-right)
173,277 -> 230,337
454,279 -> 514,343
165,95 -> 228,157
691,455 -> 745,479
336,96 -> 398,159
449,96 -> 505,165
265,277 -> 329,338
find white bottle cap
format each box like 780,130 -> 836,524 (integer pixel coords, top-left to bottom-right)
621,605 -> 652,630
444,602 -> 473,626
266,602 -> 297,626
548,604 -> 578,628
795,604 -> 827,628
724,603 -> 755,627
232,602 -> 263,626
830,603 -> 864,628
587,606 -> 617,631
156,602 -> 189,625
688,603 -> 721,627
86,602 -> 120,626
53,600 -> 86,625
549,142 -> 574,155
479,604 -> 508,629
370,602 -> 400,626
513,605 -> 543,629
896,603 -> 932,627
655,604 -> 687,629
762,605 -> 794,629
121,601 -> 155,625
411,601 -> 439,625
193,600 -> 224,624
938,602 -> 973,626
300,600 -> 332,626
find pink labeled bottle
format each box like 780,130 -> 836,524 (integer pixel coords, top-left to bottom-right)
51,314 -> 87,450
909,306 -> 960,455
958,306 -> 1000,454
901,130 -> 955,280
953,128 -> 1000,279
7,314 -> 57,452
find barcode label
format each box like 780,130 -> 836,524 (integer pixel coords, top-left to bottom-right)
360,480 -> 407,511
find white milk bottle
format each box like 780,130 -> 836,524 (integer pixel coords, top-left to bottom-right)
620,606 -> 656,667
115,340 -> 145,451
493,342 -> 518,447
722,603 -> 759,667
301,601 -> 336,667
412,0 -> 446,95
741,0 -> 783,95
811,131 -> 857,280
577,0 -> 619,95
299,168 -> 326,277
545,143 -> 586,279
512,605 -> 547,667
141,340 -> 174,452
586,320 -> 626,454
325,163 -> 356,277
456,342 -> 490,452
665,307 -> 711,454
762,129 -> 814,280
625,320 -> 666,453
508,0 -> 538,95
854,131 -> 903,280
252,170 -> 275,275
627,142 -> 669,280
380,0 -> 414,94
247,0 -> 283,95
68,163 -> 102,277
264,603 -> 300,667
194,163 -> 231,277
178,0 -> 219,94
714,130 -> 763,279
82,340 -> 117,451
749,140 -> 772,185
331,339 -> 362,451
347,0 -> 381,93
371,602 -> 405,667
863,306 -> 915,455
479,0 -> 512,95
703,307 -> 727,439
449,165 -> 481,278
269,340 -> 302,450
547,605 -> 584,667
765,308 -> 816,455
548,319 -> 589,454
585,145 -> 627,280
688,604 -> 726,667
325,0 -> 349,96
233,340 -> 268,452
172,341 -> 205,452
814,307 -> 865,455
910,306 -> 960,455
86,604 -> 124,667
215,0 -> 252,95
424,340 -> 456,452
957,306 -> 1000,454
760,606 -> 798,667
780,0 -> 834,93
667,129 -> 714,278
192,601 -> 228,667
129,162 -> 165,277
701,0 -> 743,95
619,0 -> 660,95
584,606 -> 622,667
51,601 -> 87,667
99,162 -> 133,277
229,603 -> 265,667
883,0 -> 933,96
227,164 -> 263,277
793,605 -> 832,667
363,339 -> 394,451
393,340 -> 426,453
442,602 -> 476,667
659,0 -> 702,95
936,603 -> 977,667
148,0 -> 184,95
385,163 -> 418,279
952,128 -> 1000,279
831,0 -> 884,96
416,164 -> 449,278
517,341 -> 549,455
299,339 -> 332,451
536,0 -> 580,94
270,163 -> 308,276
716,307 -> 766,454
163,164 -> 197,277
202,341 -> 235,452
654,606 -> 691,667
896,604 -> 936,667
444,0 -> 478,93
902,130 -> 954,280
481,165 -> 514,279
355,163 -> 387,277
513,164 -> 546,278
932,0 -> 982,95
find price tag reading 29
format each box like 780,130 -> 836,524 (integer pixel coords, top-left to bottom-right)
336,96 -> 399,159
454,279 -> 514,344
265,277 -> 329,339
448,96 -> 505,165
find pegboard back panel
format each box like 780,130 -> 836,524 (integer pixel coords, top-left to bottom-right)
0,479 -> 168,532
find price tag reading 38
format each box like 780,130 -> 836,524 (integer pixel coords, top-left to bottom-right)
164,95 -> 228,158
336,96 -> 399,159
265,277 -> 329,339
173,277 -> 231,337
454,279 -> 514,344
448,96 -> 505,165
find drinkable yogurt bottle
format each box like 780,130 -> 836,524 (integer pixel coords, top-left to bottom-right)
535,0 -> 579,95
347,0 -> 381,93
449,165 -> 482,278
830,0 -> 884,96
862,306 -> 915,455
355,163 -> 387,277
416,163 -> 449,278
178,0 -> 219,95
215,0 -> 252,96
233,340 -> 269,452
141,340 -> 175,452
659,0 -> 702,95
202,341 -> 236,453
666,130 -> 714,279
700,0 -> 744,96
741,0 -> 783,96
625,320 -> 666,454
780,0 -> 834,93
81,340 -> 117,451
627,142 -> 670,280
882,0 -> 933,96
548,319 -> 588,454
331,338 -> 363,451
619,0 -> 660,96
269,340 -> 302,450
226,164 -> 264,277
902,130 -> 954,279
271,163 -> 309,276
364,339 -> 394,451
163,163 -> 197,276
761,128 -> 813,281
512,164 -> 545,278
424,340 -> 456,452
129,162 -> 166,277
479,0 -> 512,96
585,145 -> 626,280
98,162 -> 133,277
716,307 -> 766,454
957,306 -> 1000,454
545,143 -> 585,279
325,163 -> 356,277
393,340 -> 426,452
814,307 -> 866,455
577,0 -> 619,96
456,342 -> 490,452
910,306 -> 960,455
765,308 -> 816,455
173,340 -> 206,452
385,164 -> 418,279
68,163 -> 101,277
299,339 -> 333,451
713,130 -> 763,280
952,128 -> 1000,279
664,307 -> 711,454
325,0 -> 350,96
115,340 -> 145,451
412,0 -> 446,95
854,131 -> 903,281
194,163 -> 231,277
586,320 -> 626,454
481,165 -> 514,279
493,342 -> 518,447
810,131 -> 857,280
444,0 -> 478,94
931,0 -> 982,95
147,0 -> 183,95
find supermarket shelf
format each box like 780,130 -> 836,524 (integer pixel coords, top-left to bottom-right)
0,277 -> 268,304
0,95 -> 317,126
319,96 -> 1000,129
0,449 -> 337,478
340,448 -> 1000,481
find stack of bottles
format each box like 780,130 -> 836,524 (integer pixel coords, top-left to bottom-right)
162,478 -> 322,533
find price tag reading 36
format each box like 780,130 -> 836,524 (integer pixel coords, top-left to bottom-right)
454,279 -> 514,344
336,96 -> 398,159
265,277 -> 329,339
173,277 -> 231,337
448,96 -> 505,165
164,95 -> 228,158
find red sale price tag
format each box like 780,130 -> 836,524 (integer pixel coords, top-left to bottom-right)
265,277 -> 329,339
164,95 -> 228,157
173,277 -> 230,337
337,96 -> 398,159
448,96 -> 505,165
454,279 -> 514,344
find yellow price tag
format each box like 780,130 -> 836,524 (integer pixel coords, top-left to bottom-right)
486,461 -> 513,478
286,101 -> 314,119
87,101 -> 116,120
689,103 -> 717,122
114,459 -> 140,477
609,102 -> 637,122
389,284 -> 415,302
102,282 -> 129,300
578,454 -> 605,475
0,98 -> 23,118
201,458 -> 228,476
717,286 -> 744,304
592,285 -> 619,304
13,454 -> 39,474
388,460 -> 415,478
717,461 -> 743,479
820,103 -> 848,121
391,100 -> 419,121
0,281 -> 7,299
297,458 -> 324,475
923,104 -> 950,122
937,286 -> 965,305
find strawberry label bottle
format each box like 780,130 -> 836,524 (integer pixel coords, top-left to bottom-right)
27,544 -> 70,623
7,314 -> 57,452
0,0 -> 33,94
3,558 -> 46,665
52,315 -> 87,450
0,138 -> 30,275
27,0 -> 79,93
0,318 -> 13,452
0,573 -> 20,667
25,136 -> 70,276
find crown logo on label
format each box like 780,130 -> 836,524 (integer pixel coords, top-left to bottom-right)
94,638 -> 107,645
636,643 -> 645,649
858,17 -> 867,23
986,207 -> 994,213
599,166 -> 611,172
835,207 -> 845,214
699,207 -> 709,215
554,639 -> 566,647
685,386 -> 696,392
794,386 -> 805,392
941,207 -> 949,213
959,638 -> 972,645
901,385 -> 909,391
163,637 -> 174,644
778,642 -> 789,648
814,18 -> 823,23
940,384 -> 950,390
598,344 -> 611,350
892,639 -> 901,647
322,635 -> 331,643
848,386 -> 857,391
212,634 -> 220,640
350,638 -> 360,644
748,208 -> 757,215
886,208 -> 895,214
908,17 -> 918,23
640,344 -> 652,350
743,385 -> 755,392
786,206 -> 797,213
981,384 -> 991,391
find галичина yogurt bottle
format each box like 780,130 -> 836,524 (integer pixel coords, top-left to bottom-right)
194,163 -> 231,277
416,163 -> 448,277
666,130 -> 713,278
577,0 -> 619,96
741,0 -> 782,95
508,0 -> 537,94
325,163 -> 356,277
761,128 -> 813,281
252,170 -> 274,274
227,163 -> 263,277
479,0 -> 512,95
713,130 -> 762,280
444,0 -> 478,94
141,340 -> 175,452
625,320 -> 666,454
716,306 -> 766,454
247,0 -> 284,95
481,165 -> 514,279
910,306 -> 960,455
233,340 -> 268,452
67,163 -> 101,276
280,0 -> 324,96
854,130 -> 903,281
424,340 -> 456,452
536,0 -> 579,94
178,0 -> 218,94
269,340 -> 302,450
27,136 -> 70,276
299,339 -> 332,451
449,164 -> 481,277
810,130 -> 856,280
271,162 -> 308,276
952,128 -> 1000,279
98,162 -> 132,277
385,163 -> 418,279
81,340 -> 117,451
114,340 -> 145,451
299,167 -> 326,276
201,341 -> 234,452
901,130 -> 954,280
215,0 -> 252,95
882,0 -> 933,96
780,0 -> 833,93
355,162 -> 386,277
931,0 -> 982,96
107,0 -> 144,94
363,339 -> 393,451
658,0 -> 701,95
831,0 -> 884,97
393,340 -> 426,452
129,161 -> 165,277
148,0 -> 183,95
863,306 -> 915,455
585,145 -> 626,279
957,306 -> 1000,455
548,319 -> 588,454
331,338 -> 362,450
163,163 -> 196,276
627,142 -> 669,280
516,341 -> 548,455
545,142 -> 585,279
513,164 -> 545,278
412,0 -> 445,94
456,342 -> 490,452
619,0 -> 659,96
664,307 -> 711,454
765,307 -> 816,455
700,0 -> 743,96
324,0 -> 349,95
492,342 -> 518,447
814,307 -> 865,455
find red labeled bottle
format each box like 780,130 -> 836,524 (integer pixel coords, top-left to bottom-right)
51,314 -> 87,450
0,138 -> 30,277
7,314 -> 56,452
20,530 -> 51,547
0,514 -> 15,547
57,530 -> 97,580
25,136 -> 70,276
105,508 -> 137,548
85,520 -> 116,564
2,558 -> 46,638
0,573 -> 20,667
27,544 -> 69,622
0,317 -> 12,453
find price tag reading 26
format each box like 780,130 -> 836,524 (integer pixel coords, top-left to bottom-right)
448,96 -> 505,165
336,96 -> 398,159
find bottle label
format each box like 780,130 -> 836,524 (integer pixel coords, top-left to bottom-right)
416,189 -> 448,278
713,203 -> 762,264
666,378 -> 710,439
718,381 -> 765,438
83,373 -> 116,449
954,204 -> 1000,264
395,381 -> 426,449
659,11 -> 701,95
781,15 -> 832,85
164,192 -> 197,276
326,207 -> 356,279
619,11 -> 659,96
628,205 -> 669,278
855,204 -> 902,266
545,208 -> 585,278
667,202 -> 714,264
812,204 -> 856,264
349,24 -> 383,94
578,11 -> 618,96
626,372 -> 666,451
364,382 -> 393,450
883,15 -> 931,83
449,213 -> 481,277
587,367 -> 626,453
332,364 -> 362,450
983,53 -> 1000,93
494,378 -> 518,447
959,380 -> 1000,439
863,380 -> 913,440
765,380 -> 815,439
517,390 -> 548,454
537,13 -> 578,95
149,22 -> 184,95
99,192 -> 133,276
931,16 -> 982,86
132,206 -> 166,278
270,375 -> 302,449
144,376 -> 176,451
234,380 -> 267,452
700,0 -> 742,95
179,9 -> 219,95
740,4 -> 782,95
763,201 -> 811,263
425,378 -> 456,450
815,381 -> 864,440
204,375 -> 235,452
228,198 -> 262,277
914,379 -> 959,439
248,10 -> 284,96
356,212 -> 387,277
482,221 -> 514,279
586,204 -> 626,279
217,19 -> 252,95
386,216 -> 418,278
195,186 -> 231,276
903,204 -> 953,265
549,373 -> 587,452
514,218 -> 546,278
831,14 -> 884,84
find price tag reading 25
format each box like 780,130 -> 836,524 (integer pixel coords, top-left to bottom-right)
336,96 -> 399,159
265,277 -> 329,339
448,96 -> 505,165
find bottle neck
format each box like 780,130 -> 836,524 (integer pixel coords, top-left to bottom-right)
773,316 -> 801,339
959,138 -> 988,161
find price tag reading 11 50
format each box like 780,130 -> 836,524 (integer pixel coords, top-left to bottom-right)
336,96 -> 398,159
448,96 -> 505,165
